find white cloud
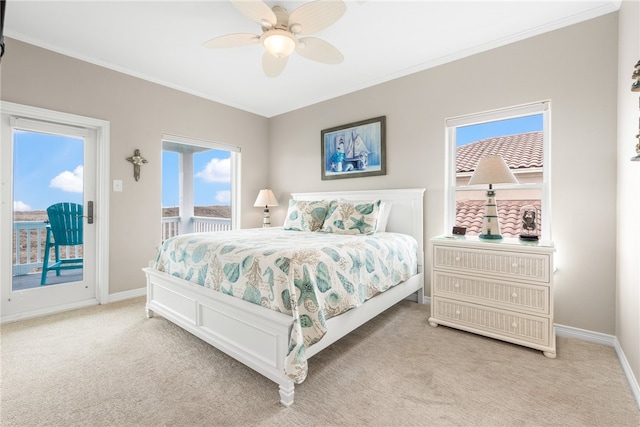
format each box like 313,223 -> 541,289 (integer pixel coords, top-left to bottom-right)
215,191 -> 231,204
195,158 -> 230,183
50,165 -> 83,193
13,201 -> 32,211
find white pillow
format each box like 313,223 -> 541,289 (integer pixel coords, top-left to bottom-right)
376,202 -> 392,232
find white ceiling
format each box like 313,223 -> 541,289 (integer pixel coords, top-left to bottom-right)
4,1 -> 620,118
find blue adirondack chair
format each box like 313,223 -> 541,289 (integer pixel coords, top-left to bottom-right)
40,202 -> 84,285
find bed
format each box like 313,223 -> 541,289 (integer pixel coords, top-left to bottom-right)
143,188 -> 425,406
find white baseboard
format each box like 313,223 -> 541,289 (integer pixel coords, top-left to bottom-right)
0,299 -> 99,324
106,287 -> 146,303
0,287 -> 145,323
555,323 -> 616,346
556,323 -> 640,409
613,337 -> 640,409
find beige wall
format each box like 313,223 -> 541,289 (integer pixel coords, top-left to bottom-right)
1,38 -> 270,294
616,0 -> 640,396
269,14 -> 619,335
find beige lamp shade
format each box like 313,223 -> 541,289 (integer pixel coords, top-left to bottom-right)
468,155 -> 518,186
254,189 -> 279,207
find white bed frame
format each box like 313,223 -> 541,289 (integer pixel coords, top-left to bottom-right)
144,188 -> 425,406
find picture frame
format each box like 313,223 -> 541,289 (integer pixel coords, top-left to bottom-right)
321,116 -> 386,180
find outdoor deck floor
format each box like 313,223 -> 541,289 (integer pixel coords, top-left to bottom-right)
12,270 -> 84,291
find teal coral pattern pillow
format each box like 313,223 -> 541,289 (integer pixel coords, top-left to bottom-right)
283,199 -> 329,231
321,199 -> 381,235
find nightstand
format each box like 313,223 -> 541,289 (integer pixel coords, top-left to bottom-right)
428,235 -> 556,358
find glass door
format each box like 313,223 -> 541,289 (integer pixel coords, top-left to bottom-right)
1,114 -> 97,319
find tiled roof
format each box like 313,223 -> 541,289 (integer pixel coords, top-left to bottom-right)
457,131 -> 543,173
456,200 -> 542,238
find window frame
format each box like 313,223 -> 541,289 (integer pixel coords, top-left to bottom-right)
445,101 -> 551,240
162,133 -> 241,232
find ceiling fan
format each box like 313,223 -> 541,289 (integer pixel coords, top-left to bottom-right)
204,0 -> 346,78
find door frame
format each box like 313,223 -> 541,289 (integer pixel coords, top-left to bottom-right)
0,101 -> 110,322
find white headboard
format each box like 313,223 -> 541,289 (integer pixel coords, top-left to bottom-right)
291,188 -> 425,269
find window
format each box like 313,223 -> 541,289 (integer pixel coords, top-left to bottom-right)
161,134 -> 241,240
446,102 -> 550,240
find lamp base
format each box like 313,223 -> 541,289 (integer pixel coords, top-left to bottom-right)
478,189 -> 502,240
479,234 -> 502,240
262,207 -> 271,228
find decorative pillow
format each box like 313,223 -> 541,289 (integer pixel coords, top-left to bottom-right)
375,202 -> 392,232
283,199 -> 329,232
321,199 -> 381,235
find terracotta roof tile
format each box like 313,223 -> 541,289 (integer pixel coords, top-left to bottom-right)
455,200 -> 542,238
457,131 -> 543,173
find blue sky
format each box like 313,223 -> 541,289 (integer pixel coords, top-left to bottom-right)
13,130 -> 84,211
12,130 -> 231,211
456,114 -> 542,146
162,150 -> 231,207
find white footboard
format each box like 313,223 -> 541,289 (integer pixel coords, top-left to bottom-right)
144,267 -> 297,406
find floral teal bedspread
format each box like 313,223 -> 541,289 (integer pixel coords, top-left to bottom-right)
153,227 -> 418,383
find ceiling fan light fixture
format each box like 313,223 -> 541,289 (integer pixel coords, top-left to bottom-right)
261,29 -> 297,58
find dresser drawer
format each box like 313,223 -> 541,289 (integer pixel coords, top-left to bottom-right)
431,297 -> 550,347
433,245 -> 550,283
433,271 -> 549,315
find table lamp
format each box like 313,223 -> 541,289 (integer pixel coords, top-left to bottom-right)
468,155 -> 518,240
254,189 -> 279,227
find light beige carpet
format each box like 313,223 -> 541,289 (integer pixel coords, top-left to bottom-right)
1,297 -> 638,426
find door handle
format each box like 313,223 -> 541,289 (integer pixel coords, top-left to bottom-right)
87,201 -> 94,224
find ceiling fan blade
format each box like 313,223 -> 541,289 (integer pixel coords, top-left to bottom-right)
231,0 -> 277,29
296,37 -> 344,64
288,0 -> 346,35
203,33 -> 260,49
262,51 -> 288,78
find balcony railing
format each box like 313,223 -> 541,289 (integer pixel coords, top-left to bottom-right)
13,221 -> 83,277
162,216 -> 232,241
12,217 -> 232,277
13,221 -> 48,276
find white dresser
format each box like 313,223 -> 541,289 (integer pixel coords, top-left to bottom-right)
429,236 -> 556,358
